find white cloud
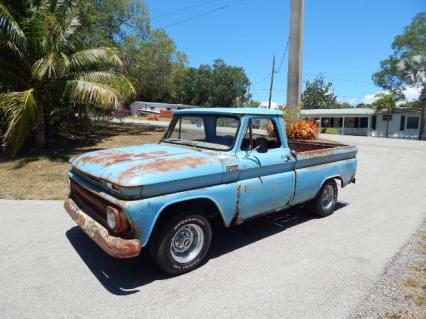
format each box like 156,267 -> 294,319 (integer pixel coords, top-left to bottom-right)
336,96 -> 358,105
362,91 -> 385,104
260,101 -> 280,109
362,86 -> 421,105
402,86 -> 421,101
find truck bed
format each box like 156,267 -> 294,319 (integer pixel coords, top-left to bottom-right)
288,140 -> 358,169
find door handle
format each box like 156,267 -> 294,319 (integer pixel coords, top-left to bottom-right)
282,155 -> 292,163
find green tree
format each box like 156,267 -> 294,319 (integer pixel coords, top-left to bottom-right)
76,0 -> 150,48
301,75 -> 338,109
246,100 -> 261,108
373,92 -> 399,138
209,59 -> 250,106
121,29 -> 187,102
397,54 -> 426,139
173,59 -> 250,107
0,0 -> 135,155
372,13 -> 426,91
336,102 -> 353,109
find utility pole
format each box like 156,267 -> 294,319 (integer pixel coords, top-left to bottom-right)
268,55 -> 276,108
286,0 -> 304,111
420,85 -> 426,140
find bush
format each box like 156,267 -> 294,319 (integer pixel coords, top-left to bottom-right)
286,120 -> 320,140
321,127 -> 340,135
146,114 -> 160,121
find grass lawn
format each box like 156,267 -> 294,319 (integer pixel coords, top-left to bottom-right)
0,122 -> 165,200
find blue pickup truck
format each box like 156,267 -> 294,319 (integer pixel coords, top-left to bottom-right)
65,108 -> 357,274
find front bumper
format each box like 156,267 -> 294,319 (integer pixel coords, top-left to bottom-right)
64,197 -> 141,258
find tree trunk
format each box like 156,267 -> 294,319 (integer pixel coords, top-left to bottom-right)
386,108 -> 390,138
35,104 -> 45,152
419,84 -> 426,141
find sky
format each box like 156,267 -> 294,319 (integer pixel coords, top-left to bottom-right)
144,0 -> 425,107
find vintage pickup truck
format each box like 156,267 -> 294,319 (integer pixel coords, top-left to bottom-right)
64,108 -> 357,274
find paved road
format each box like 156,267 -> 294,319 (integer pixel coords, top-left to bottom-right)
1,135 -> 426,319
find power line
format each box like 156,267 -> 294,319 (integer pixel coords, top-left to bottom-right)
152,0 -> 224,19
250,40 -> 289,85
304,73 -> 374,86
251,72 -> 272,84
159,0 -> 246,29
275,39 -> 289,74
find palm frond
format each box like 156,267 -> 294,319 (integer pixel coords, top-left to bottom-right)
69,47 -> 123,71
32,51 -> 70,80
0,89 -> 38,155
63,80 -> 122,108
68,71 -> 135,99
398,55 -> 426,85
0,1 -> 27,50
57,5 -> 79,50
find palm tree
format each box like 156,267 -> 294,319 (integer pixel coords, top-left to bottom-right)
373,92 -> 398,138
0,0 -> 135,155
397,55 -> 426,140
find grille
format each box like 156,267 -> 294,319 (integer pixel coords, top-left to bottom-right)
70,179 -> 113,227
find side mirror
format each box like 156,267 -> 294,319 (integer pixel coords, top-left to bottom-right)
257,144 -> 268,153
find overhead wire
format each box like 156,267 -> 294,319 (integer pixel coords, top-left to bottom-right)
159,0 -> 246,29
152,0 -> 224,19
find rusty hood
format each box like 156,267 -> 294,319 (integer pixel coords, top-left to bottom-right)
70,144 -> 235,197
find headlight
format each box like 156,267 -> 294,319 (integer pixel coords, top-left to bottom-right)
106,207 -> 117,230
106,206 -> 128,233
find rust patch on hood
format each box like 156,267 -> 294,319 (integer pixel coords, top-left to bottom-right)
118,156 -> 209,183
75,151 -> 169,167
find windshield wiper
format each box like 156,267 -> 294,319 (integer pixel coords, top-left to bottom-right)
162,139 -> 202,151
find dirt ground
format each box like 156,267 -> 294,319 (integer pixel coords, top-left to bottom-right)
0,122 -> 165,200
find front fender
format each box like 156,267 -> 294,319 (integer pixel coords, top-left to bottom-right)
125,182 -> 239,246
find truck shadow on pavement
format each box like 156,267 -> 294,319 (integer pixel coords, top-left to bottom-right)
66,202 -> 348,295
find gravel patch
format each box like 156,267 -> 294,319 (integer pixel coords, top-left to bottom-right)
350,220 -> 426,319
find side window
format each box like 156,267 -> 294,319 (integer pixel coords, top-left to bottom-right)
241,118 -> 281,151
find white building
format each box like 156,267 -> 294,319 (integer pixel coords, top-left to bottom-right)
129,101 -> 197,116
301,108 -> 422,139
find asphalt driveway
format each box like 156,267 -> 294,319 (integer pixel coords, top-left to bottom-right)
1,135 -> 425,319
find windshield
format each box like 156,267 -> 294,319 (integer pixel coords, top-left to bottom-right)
162,115 -> 240,151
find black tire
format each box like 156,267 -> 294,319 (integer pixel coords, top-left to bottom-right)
309,179 -> 338,217
149,211 -> 212,275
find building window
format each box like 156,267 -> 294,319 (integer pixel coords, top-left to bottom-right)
400,115 -> 405,131
382,114 -> 392,121
359,117 -> 368,128
406,116 -> 420,129
372,116 -> 376,130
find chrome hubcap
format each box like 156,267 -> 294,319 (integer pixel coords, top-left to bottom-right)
171,224 -> 204,263
321,184 -> 335,210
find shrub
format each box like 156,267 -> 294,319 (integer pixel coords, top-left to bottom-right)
286,120 -> 320,140
146,114 -> 160,121
321,128 -> 340,135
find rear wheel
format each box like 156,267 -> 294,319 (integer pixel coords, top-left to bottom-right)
149,211 -> 212,275
309,179 -> 338,217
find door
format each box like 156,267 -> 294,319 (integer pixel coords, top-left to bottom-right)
236,116 -> 295,220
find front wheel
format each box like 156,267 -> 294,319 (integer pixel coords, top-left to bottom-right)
309,179 -> 338,217
149,211 -> 212,275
